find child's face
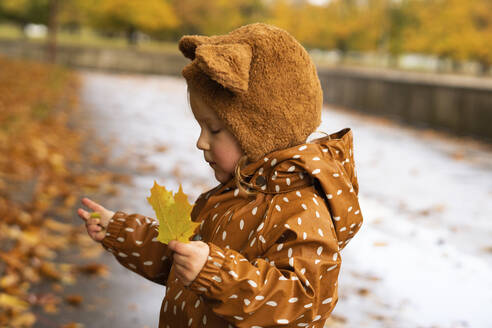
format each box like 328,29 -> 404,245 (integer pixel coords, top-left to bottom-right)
189,90 -> 244,184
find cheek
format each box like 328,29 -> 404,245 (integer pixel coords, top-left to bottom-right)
213,148 -> 239,173
212,140 -> 242,174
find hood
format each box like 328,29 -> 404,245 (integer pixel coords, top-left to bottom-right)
237,128 -> 363,249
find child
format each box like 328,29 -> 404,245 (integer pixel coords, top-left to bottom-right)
78,23 -> 363,328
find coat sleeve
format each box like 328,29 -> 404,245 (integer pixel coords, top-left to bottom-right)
188,195 -> 341,327
101,211 -> 173,286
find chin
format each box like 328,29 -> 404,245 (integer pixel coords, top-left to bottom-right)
214,170 -> 232,184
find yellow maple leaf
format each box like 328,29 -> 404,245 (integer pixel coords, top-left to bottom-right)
0,293 -> 29,311
146,181 -> 199,244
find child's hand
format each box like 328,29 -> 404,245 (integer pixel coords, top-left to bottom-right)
77,197 -> 115,243
168,240 -> 209,286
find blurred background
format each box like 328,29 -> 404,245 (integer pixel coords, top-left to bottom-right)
1,0 -> 492,74
1,0 -> 491,327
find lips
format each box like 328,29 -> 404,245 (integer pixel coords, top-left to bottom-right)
204,154 -> 215,166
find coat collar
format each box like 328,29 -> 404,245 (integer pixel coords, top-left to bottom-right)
214,127 -> 362,249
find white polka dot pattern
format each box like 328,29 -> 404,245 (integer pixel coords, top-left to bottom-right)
100,128 -> 362,328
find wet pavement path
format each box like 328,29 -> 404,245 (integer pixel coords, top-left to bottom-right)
36,71 -> 492,328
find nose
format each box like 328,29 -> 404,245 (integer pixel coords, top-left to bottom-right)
196,129 -> 209,151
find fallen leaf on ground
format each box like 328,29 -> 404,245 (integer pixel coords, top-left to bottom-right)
357,288 -> 371,296
61,323 -> 84,328
79,245 -> 104,259
137,163 -> 157,173
0,56 -> 127,327
154,144 -> 168,153
39,262 -> 62,281
9,311 -> 36,327
482,246 -> 492,253
369,313 -> 387,321
76,263 -> 109,277
65,294 -> 83,306
0,293 -> 29,310
327,314 -> 347,324
0,273 -> 20,289
451,150 -> 465,160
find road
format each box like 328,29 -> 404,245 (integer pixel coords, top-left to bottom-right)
54,71 -> 492,328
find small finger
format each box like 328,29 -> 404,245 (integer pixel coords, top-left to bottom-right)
82,197 -> 105,212
174,262 -> 185,272
173,253 -> 189,266
174,263 -> 188,278
77,208 -> 90,221
168,240 -> 177,251
94,231 -> 106,241
88,225 -> 102,233
168,241 -> 192,256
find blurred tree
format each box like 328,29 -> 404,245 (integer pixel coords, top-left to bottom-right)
0,0 -> 50,33
0,0 -> 489,75
315,0 -> 385,58
381,0 -> 418,67
58,0 -> 87,34
265,0 -> 296,34
46,0 -> 58,63
0,0 -> 65,62
82,0 -> 179,45
266,0 -> 326,49
404,0 -> 491,73
171,0 -> 266,37
470,0 -> 492,74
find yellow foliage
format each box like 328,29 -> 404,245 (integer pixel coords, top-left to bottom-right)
84,0 -> 179,33
1,0 -> 30,12
147,181 -> 199,244
0,56 -> 128,327
0,293 -> 29,311
265,0 -> 386,52
173,0 -> 254,36
405,0 -> 492,64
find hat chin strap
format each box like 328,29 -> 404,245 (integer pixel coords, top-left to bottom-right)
233,155 -> 256,195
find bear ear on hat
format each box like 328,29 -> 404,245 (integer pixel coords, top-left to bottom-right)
179,35 -> 210,60
194,43 -> 252,94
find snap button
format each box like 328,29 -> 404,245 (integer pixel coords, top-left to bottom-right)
255,175 -> 266,186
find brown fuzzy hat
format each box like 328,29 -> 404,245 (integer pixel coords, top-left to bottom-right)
179,23 -> 323,162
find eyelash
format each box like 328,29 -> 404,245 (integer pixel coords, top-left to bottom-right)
210,129 -> 221,134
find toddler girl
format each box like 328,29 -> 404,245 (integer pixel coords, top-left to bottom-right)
78,23 -> 363,328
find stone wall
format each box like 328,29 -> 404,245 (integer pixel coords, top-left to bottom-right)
318,67 -> 492,141
0,39 -> 187,75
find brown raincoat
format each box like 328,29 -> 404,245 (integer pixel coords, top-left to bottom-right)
101,128 -> 363,327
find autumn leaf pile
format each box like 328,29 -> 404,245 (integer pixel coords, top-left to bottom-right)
0,55 -> 127,327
